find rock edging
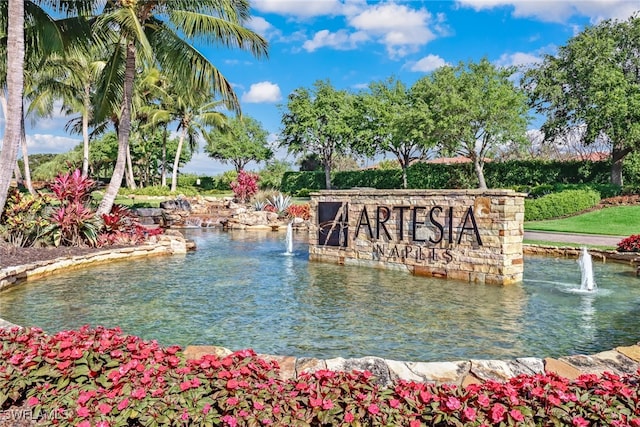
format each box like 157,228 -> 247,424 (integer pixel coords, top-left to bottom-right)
0,231 -> 190,292
183,343 -> 640,387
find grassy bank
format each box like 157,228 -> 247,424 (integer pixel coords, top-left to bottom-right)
524,205 -> 640,236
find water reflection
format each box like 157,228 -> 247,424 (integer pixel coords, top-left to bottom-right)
0,228 -> 639,362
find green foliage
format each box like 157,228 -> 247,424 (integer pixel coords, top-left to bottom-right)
525,189 -> 600,221
205,115 -> 273,172
0,189 -> 52,247
280,80 -> 357,189
406,162 -> 475,189
280,171 -> 326,194
523,15 -> 640,185
376,159 -> 401,170
333,169 -> 402,189
353,76 -> 436,188
258,159 -> 292,190
414,58 -> 530,188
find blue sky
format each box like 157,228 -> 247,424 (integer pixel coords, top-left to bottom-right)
10,0 -> 640,176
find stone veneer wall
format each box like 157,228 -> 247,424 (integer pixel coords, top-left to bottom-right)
309,189 -> 526,285
0,231 -> 189,292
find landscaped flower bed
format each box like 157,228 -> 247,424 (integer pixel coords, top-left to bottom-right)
1,326 -> 639,426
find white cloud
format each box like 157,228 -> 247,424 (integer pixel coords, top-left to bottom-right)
456,0 -> 639,23
247,16 -> 282,40
348,3 -> 437,58
251,0 -> 344,18
241,81 -> 282,103
26,134 -> 81,154
409,54 -> 447,72
302,29 -> 369,51
496,51 -> 541,67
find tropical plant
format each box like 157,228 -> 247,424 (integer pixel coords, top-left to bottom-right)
617,234 -> 640,252
230,170 -> 259,203
0,188 -> 51,247
93,0 -> 268,215
266,192 -> 292,216
45,169 -> 100,247
2,326 -> 640,427
286,203 -> 311,220
0,0 -> 25,214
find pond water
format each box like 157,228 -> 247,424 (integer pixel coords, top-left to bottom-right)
1,228 -> 639,362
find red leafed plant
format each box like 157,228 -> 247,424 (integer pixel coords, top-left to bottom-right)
617,234 -> 640,252
286,203 -> 310,220
230,170 -> 259,203
98,204 -> 163,247
47,170 -> 99,247
2,326 -> 640,426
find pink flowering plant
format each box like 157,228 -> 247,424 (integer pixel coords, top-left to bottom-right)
1,326 -> 640,426
617,234 -> 640,252
230,170 -> 259,203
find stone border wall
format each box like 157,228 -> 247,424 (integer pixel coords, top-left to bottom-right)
0,232 -> 189,292
309,189 -> 526,285
182,343 -> 640,387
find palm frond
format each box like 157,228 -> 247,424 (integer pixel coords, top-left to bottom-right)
168,10 -> 268,59
147,23 -> 239,113
93,39 -> 125,125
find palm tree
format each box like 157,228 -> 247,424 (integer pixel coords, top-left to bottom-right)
27,47 -> 104,178
93,0 -> 268,215
0,1 -> 94,212
0,0 -> 25,214
147,90 -> 228,192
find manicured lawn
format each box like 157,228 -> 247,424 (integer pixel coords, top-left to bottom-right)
524,205 -> 640,236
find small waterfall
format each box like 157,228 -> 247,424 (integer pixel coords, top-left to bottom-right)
578,247 -> 596,291
184,217 -> 202,228
285,222 -> 294,254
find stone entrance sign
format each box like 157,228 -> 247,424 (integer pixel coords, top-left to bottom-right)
309,189 -> 526,285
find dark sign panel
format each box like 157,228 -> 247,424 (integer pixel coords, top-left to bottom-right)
318,202 -> 348,247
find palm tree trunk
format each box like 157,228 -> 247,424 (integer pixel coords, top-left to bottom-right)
0,0 -> 25,213
125,144 -> 137,189
170,127 -> 187,192
20,116 -> 35,195
97,40 -> 136,216
82,83 -> 91,178
161,124 -> 167,187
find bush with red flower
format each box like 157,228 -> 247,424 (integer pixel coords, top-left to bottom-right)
617,234 -> 640,252
1,326 -> 640,426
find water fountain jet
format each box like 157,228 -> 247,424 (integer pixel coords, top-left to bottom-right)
285,222 -> 294,255
578,247 -> 596,292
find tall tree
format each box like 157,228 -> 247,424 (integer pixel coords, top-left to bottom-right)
414,58 -> 530,189
353,76 -> 435,189
146,87 -> 227,191
0,0 -> 24,214
280,80 -> 355,189
93,0 -> 268,215
205,115 -> 273,172
522,14 -> 640,186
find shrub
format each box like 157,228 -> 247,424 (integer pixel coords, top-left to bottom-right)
617,234 -> 640,252
0,189 -> 52,247
286,203 -> 311,220
98,204 -> 163,247
266,192 -> 292,216
2,326 -> 640,427
230,170 -> 259,203
46,169 -> 100,247
525,189 -> 601,221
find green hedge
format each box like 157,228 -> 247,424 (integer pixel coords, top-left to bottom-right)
279,159 -> 632,195
524,189 -> 601,221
